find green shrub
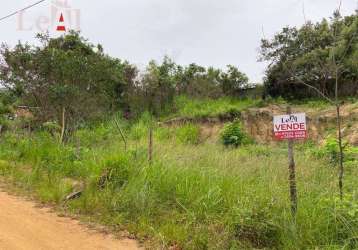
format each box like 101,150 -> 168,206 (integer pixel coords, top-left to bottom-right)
220,120 -> 250,147
311,136 -> 358,165
322,137 -> 340,164
176,123 -> 200,144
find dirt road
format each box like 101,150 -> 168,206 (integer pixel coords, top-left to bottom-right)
0,191 -> 141,250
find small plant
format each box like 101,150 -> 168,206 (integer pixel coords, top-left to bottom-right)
220,120 -> 250,147
323,137 -> 341,164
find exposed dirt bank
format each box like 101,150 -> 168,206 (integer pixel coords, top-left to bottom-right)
241,103 -> 358,144
162,103 -> 358,145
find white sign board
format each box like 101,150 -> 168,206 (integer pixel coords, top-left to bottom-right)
273,113 -> 307,140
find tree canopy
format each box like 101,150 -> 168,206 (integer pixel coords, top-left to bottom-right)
260,12 -> 358,99
0,31 -> 135,131
126,57 -> 249,116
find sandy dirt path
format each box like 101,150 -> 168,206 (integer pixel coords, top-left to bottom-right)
0,191 -> 141,250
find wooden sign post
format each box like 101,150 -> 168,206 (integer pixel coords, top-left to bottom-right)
273,107 -> 307,216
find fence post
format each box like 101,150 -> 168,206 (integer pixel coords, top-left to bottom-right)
287,106 -> 297,216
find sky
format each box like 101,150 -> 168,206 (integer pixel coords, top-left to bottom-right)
0,0 -> 357,82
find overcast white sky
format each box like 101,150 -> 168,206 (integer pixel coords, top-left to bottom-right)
0,0 -> 357,82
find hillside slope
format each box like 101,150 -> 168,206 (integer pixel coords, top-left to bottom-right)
163,102 -> 358,145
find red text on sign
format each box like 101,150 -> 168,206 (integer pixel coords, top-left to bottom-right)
274,123 -> 306,131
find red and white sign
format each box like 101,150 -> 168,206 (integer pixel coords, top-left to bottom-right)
273,113 -> 307,140
56,13 -> 66,31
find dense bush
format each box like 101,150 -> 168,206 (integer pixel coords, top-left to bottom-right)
220,120 -> 250,147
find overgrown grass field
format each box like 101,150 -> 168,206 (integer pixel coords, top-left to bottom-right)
0,114 -> 357,249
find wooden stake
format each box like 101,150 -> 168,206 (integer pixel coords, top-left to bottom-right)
287,106 -> 297,216
148,125 -> 153,165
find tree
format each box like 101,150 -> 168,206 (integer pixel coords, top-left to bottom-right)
220,65 -> 249,96
260,13 -> 358,99
0,31 -> 135,140
176,63 -> 206,95
127,56 -> 177,116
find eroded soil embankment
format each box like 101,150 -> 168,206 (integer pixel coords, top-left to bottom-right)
163,104 -> 358,145
241,104 -> 358,144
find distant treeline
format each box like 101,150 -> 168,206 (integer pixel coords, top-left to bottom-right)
0,32 -> 251,132
260,11 -> 358,99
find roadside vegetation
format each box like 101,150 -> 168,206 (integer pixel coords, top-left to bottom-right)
0,115 -> 357,249
0,11 -> 357,250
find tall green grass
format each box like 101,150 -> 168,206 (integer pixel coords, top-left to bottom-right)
0,117 -> 356,249
169,95 -> 259,119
